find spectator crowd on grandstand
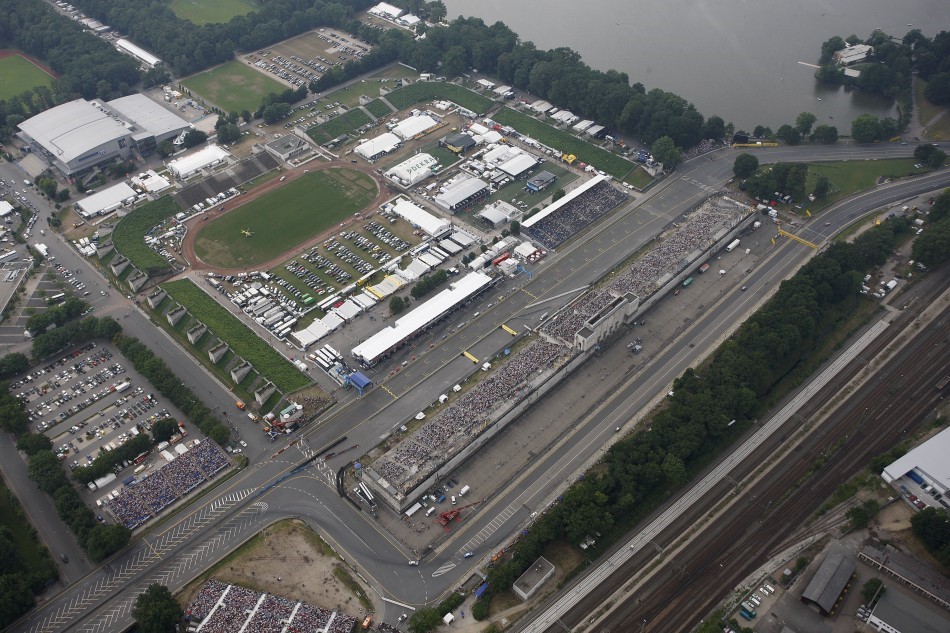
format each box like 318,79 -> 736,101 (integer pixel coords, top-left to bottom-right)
543,196 -> 746,342
185,580 -> 358,633
526,180 -> 627,249
108,441 -> 230,529
373,340 -> 568,493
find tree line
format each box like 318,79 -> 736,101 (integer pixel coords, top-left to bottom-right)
0,0 -> 141,140
911,187 -> 950,267
471,217 -> 913,618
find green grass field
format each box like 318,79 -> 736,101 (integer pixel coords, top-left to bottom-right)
163,279 -> 310,392
804,158 -> 928,209
306,109 -> 373,143
385,82 -> 493,113
169,0 -> 258,24
0,53 -> 54,101
493,108 -> 637,180
183,61 -> 285,114
365,99 -> 394,119
112,196 -> 183,272
193,168 -> 378,268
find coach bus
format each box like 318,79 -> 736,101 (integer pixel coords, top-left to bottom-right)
47,292 -> 66,304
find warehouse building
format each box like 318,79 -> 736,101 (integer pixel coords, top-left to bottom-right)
264,135 -> 311,162
355,132 -> 401,161
387,198 -> 450,236
167,145 -> 230,181
434,176 -> 490,212
393,114 -> 440,140
498,153 -> 538,178
385,153 -> 438,186
527,171 -> 557,192
441,132 -> 477,155
833,44 -> 872,66
477,200 -> 518,227
882,426 -> 950,497
115,38 -> 162,68
368,2 -> 404,19
130,170 -> 171,194
17,96 -> 190,177
866,586 -> 950,633
75,182 -> 138,218
801,553 -> 855,616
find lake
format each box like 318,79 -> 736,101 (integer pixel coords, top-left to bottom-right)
444,0 -> 949,129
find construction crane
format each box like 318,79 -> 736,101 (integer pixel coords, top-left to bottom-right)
436,501 -> 481,529
241,228 -> 254,237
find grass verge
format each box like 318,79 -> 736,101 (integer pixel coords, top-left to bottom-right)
306,109 -> 373,143
385,82 -> 493,114
112,196 -> 182,272
804,158 -> 928,210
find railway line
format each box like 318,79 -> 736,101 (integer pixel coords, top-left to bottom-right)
539,271 -> 949,633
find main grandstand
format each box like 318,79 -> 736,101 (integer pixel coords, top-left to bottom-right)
17,96 -> 190,176
365,196 -> 752,510
352,271 -> 493,367
522,175 -> 627,249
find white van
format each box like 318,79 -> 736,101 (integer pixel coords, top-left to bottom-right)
451,495 -> 457,505
425,507 -> 436,516
459,485 -> 470,496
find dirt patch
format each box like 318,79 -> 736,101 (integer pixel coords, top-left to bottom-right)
179,519 -> 379,615
874,501 -> 914,533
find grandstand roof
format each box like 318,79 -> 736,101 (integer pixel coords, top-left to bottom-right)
108,94 -> 189,139
116,38 -> 162,67
435,177 -> 489,210
393,114 -> 439,140
391,198 -> 450,236
18,99 -> 130,164
522,175 -> 608,228
355,132 -> 400,159
498,153 -> 538,177
352,272 -> 492,365
75,182 -> 137,218
167,145 -> 229,179
882,425 -> 950,490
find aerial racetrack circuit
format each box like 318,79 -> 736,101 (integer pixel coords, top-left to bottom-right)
186,163 -> 386,271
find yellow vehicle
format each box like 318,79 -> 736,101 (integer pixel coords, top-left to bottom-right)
235,400 -> 246,410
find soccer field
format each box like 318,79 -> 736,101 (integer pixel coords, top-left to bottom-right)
193,168 -> 378,268
169,0 -> 257,24
0,53 -> 54,101
183,61 -> 285,114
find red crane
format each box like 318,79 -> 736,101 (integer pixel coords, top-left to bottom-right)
436,501 -> 480,529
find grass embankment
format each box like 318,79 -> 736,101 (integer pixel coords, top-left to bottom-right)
804,158 -> 928,209
385,81 -> 493,113
162,278 -> 310,392
492,107 -> 638,180
306,109 -> 373,143
112,196 -> 182,272
193,168 -> 377,268
364,99 -> 393,118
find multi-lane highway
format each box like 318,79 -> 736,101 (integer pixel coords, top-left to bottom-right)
3,145 -> 948,631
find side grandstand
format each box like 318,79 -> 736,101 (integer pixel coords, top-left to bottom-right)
522,175 -> 628,249
365,196 -> 752,510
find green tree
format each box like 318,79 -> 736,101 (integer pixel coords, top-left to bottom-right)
810,124 -> 839,144
151,418 -> 179,443
241,109 -> 253,124
650,135 -> 681,169
732,153 -> 759,179
0,352 -> 30,379
924,72 -> 950,105
86,524 -> 131,562
795,112 -> 817,136
0,574 -> 35,627
851,114 -> 882,143
776,124 -> 801,145
926,149 -> 947,169
911,219 -> 950,266
182,130 -> 208,149
813,175 -> 831,198
441,45 -> 469,78
262,102 -> 291,124
846,505 -> 871,529
156,140 -> 174,158
16,432 -> 53,456
408,607 -> 442,633
820,36 -> 847,64
509,220 -> 521,236
28,451 -> 70,495
914,143 -> 938,163
132,583 -> 182,633
389,296 -> 407,315
551,188 -> 566,202
216,123 -> 241,145
206,424 -> 230,446
703,115 -> 726,140
861,578 -> 884,603
910,507 -> 950,567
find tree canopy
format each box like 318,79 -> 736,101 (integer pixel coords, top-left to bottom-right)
732,153 -> 759,179
132,583 -> 182,633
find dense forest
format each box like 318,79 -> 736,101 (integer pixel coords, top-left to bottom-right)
471,216 -> 914,619
0,0 -> 141,139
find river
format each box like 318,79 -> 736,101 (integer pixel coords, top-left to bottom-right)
444,0 -> 949,130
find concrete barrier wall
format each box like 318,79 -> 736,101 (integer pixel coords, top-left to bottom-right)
230,359 -> 251,383
147,288 -> 167,309
208,341 -> 228,363
187,322 -> 207,345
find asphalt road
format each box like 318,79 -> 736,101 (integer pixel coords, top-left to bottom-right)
3,145 -> 949,631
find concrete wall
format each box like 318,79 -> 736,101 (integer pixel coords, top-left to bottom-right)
96,242 -> 114,258
254,381 -> 277,405
110,255 -> 129,276
208,341 -> 228,363
166,305 -> 186,326
127,269 -> 147,291
146,288 -> 167,309
187,322 -> 207,344
230,359 -> 251,383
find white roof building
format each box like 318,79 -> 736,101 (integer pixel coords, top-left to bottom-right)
130,170 -> 171,193
0,201 -> 15,217
391,198 -> 450,236
492,85 -> 512,96
393,114 -> 439,140
476,79 -> 496,90
75,182 -> 138,218
385,153 -> 438,186
498,153 -> 538,178
434,176 -> 489,211
397,14 -> 421,26
355,132 -> 401,160
167,145 -> 230,180
115,38 -> 162,68
477,200 -> 519,227
108,94 -> 190,142
573,120 -> 594,132
368,2 -> 404,19
882,425 -> 950,494
834,44 -> 873,66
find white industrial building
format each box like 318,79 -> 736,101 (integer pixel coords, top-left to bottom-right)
75,182 -> 138,218
833,44 -> 873,66
385,153 -> 438,186
368,2 -> 404,19
498,153 -> 538,178
352,272 -> 493,366
167,145 -> 230,181
573,120 -> 594,132
866,586 -> 950,633
115,38 -> 162,68
130,170 -> 171,193
0,201 -> 15,218
17,96 -> 190,176
477,200 -> 518,227
393,114 -> 439,140
434,176 -> 490,212
388,198 -> 450,236
355,132 -> 401,161
882,425 -> 950,497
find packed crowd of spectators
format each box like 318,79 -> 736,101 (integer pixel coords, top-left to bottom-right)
185,580 -> 357,633
526,180 -> 628,249
107,441 -> 231,529
373,340 -> 568,492
681,138 -> 727,162
543,197 -> 746,343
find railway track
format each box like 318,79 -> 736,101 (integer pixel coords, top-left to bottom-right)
537,272 -> 949,633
